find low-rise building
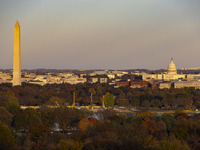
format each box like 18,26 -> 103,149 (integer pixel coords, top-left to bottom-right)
116,80 -> 130,87
130,81 -> 149,88
158,82 -> 171,89
90,70 -> 128,79
90,77 -> 108,83
63,76 -> 87,84
90,78 -> 98,83
173,81 -> 200,89
98,78 -> 107,83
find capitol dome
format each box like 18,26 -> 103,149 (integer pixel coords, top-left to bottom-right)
167,58 -> 177,75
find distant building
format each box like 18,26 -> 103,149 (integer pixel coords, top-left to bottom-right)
130,81 -> 149,88
173,81 -> 200,89
90,70 -> 128,79
115,80 -> 130,87
182,68 -> 200,71
0,72 -> 12,82
63,76 -> 87,84
90,77 -> 108,83
0,78 -> 4,84
186,74 -> 200,80
142,58 -> 193,81
98,78 -> 107,83
29,80 -> 46,86
158,82 -> 171,89
90,78 -> 98,83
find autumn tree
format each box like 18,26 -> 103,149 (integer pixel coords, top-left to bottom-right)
27,123 -> 50,142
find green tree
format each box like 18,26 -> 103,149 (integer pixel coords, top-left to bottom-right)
150,99 -> 162,108
0,122 -> 16,150
58,140 -> 83,150
150,135 -> 190,150
103,92 -> 115,108
55,107 -> 78,133
0,107 -> 13,126
142,100 -> 150,108
14,108 -> 41,131
40,106 -> 55,128
6,96 -> 20,114
48,96 -> 65,106
172,120 -> 189,140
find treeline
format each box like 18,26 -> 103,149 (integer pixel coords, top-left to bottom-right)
0,83 -> 199,109
1,83 -> 200,149
0,104 -> 200,149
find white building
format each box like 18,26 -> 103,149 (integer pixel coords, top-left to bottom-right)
143,58 -> 187,81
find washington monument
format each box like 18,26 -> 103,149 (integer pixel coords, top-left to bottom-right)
13,20 -> 21,86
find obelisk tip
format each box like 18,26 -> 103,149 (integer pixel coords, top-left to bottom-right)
15,20 -> 19,27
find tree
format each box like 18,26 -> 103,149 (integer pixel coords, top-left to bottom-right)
58,140 -> 83,150
14,108 -> 41,131
161,114 -> 175,133
40,106 -> 55,128
48,96 -> 65,106
142,100 -> 150,108
54,107 -> 78,133
0,107 -> 13,126
103,92 -> 115,108
0,122 -> 16,150
150,99 -> 162,108
78,117 -> 99,134
150,135 -> 190,150
6,96 -> 20,114
89,88 -> 96,108
96,85 -> 104,96
27,123 -> 50,142
172,120 -> 189,140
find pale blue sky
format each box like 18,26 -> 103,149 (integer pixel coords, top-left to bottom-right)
0,0 -> 200,70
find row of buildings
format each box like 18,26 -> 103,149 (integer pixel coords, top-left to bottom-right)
115,79 -> 200,90
114,58 -> 200,89
142,58 -> 200,89
0,72 -> 111,85
2,58 -> 200,89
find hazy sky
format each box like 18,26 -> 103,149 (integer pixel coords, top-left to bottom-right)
0,0 -> 200,70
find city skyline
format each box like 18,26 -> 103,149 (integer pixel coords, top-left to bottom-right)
0,0 -> 200,70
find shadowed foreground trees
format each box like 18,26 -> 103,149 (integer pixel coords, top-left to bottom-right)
0,106 -> 13,126
1,84 -> 200,149
1,105 -> 200,149
0,121 -> 16,150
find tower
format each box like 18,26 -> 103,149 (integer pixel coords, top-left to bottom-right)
13,20 -> 21,86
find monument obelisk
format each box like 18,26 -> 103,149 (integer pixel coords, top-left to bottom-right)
13,20 -> 21,86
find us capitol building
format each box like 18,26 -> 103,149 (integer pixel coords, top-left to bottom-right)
142,58 -> 200,81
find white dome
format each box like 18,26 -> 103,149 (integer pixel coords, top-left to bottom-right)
167,58 -> 177,75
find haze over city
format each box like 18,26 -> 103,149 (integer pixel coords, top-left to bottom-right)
0,0 -> 200,70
